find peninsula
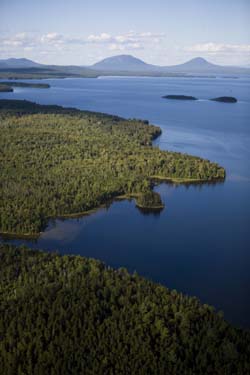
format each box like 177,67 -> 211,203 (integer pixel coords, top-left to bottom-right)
0,81 -> 50,91
0,99 -> 225,237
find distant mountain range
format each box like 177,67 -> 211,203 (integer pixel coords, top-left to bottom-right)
90,55 -> 250,75
0,55 -> 250,78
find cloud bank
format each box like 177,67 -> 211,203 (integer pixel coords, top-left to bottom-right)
0,32 -> 249,66
185,42 -> 250,54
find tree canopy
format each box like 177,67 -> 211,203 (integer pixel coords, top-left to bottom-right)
0,100 -> 225,236
0,244 -> 249,375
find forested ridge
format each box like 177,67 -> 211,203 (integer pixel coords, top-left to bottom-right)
0,81 -> 50,89
0,100 -> 225,235
0,244 -> 249,374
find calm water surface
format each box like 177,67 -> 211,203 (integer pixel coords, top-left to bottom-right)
1,76 -> 250,328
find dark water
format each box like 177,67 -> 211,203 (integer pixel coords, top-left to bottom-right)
1,76 -> 250,328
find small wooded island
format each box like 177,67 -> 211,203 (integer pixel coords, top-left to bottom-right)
0,81 -> 50,92
210,96 -> 237,103
162,95 -> 238,103
135,191 -> 164,209
0,99 -> 225,237
162,94 -> 198,100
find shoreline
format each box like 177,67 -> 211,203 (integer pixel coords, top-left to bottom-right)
0,98 -> 225,240
0,175 -> 224,241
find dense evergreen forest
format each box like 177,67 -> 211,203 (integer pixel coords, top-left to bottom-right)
0,81 -> 50,89
0,82 -> 50,92
0,99 -> 225,236
0,244 -> 249,374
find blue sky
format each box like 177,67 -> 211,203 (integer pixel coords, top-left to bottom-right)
1,0 -> 249,65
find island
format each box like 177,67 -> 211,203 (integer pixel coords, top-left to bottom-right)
210,96 -> 237,103
0,99 -> 225,237
135,191 -> 164,209
0,243 -> 250,374
162,94 -> 198,100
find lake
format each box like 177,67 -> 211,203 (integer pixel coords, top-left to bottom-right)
0,76 -> 250,328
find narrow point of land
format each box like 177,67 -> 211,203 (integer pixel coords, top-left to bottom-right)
0,82 -> 50,91
0,99 -> 225,238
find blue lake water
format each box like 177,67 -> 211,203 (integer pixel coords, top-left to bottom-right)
1,76 -> 250,328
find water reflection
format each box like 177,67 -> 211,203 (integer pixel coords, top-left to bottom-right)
136,206 -> 164,216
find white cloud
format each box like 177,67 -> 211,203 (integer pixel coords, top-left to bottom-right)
108,42 -> 143,51
1,31 -> 249,66
87,33 -> 112,43
108,44 -> 125,51
40,33 -> 64,43
0,31 -> 163,59
184,42 -> 250,54
85,31 -> 165,46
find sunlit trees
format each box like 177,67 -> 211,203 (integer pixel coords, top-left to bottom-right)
0,100 -> 225,235
0,244 -> 249,374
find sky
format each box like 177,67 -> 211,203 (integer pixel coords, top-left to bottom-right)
0,0 -> 250,66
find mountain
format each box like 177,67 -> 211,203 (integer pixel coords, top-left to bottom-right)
161,57 -> 250,74
90,55 -> 250,75
1,55 -> 250,79
0,58 -> 43,69
91,54 -> 157,71
163,57 -> 218,72
0,58 -> 99,79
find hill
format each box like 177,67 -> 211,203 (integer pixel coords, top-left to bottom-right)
91,54 -> 157,71
162,57 -> 218,73
1,56 -> 249,79
162,57 -> 250,74
0,244 -> 249,374
0,58 -> 99,79
90,55 -> 250,75
0,57 -> 43,69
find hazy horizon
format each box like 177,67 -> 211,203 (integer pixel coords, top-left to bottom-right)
1,0 -> 250,66
0,54 -> 248,69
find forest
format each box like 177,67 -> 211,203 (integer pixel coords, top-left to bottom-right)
0,82 -> 50,92
0,82 -> 50,89
0,99 -> 225,236
0,244 -> 249,374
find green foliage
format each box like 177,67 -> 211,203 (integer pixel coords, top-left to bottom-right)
0,100 -> 225,235
0,81 -> 50,89
0,244 -> 249,374
0,66 -> 99,79
135,191 -> 163,208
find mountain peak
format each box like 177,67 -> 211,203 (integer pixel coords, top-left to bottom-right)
188,57 -> 209,64
91,54 -> 149,71
180,57 -> 214,67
